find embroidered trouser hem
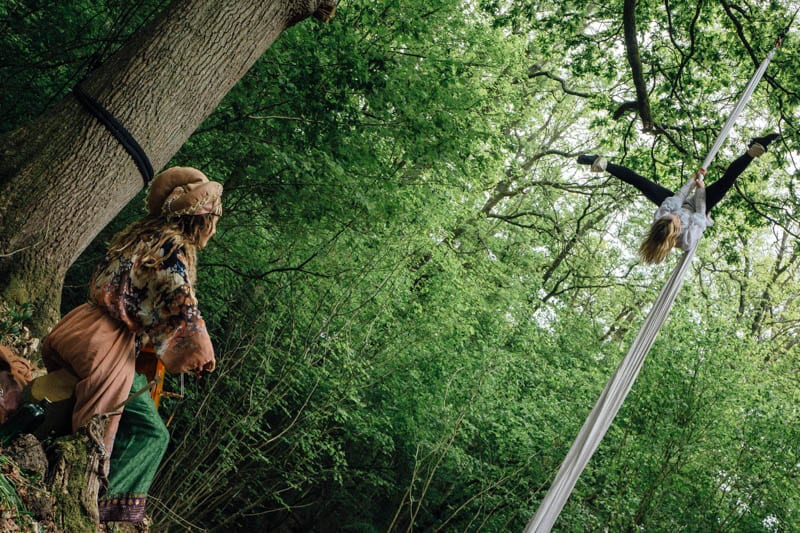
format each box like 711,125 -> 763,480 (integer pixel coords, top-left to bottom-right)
98,495 -> 147,523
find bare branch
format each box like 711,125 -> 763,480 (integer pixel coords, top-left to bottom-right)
528,66 -> 593,98
734,182 -> 800,239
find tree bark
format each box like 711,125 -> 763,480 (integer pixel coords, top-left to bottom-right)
0,0 -> 336,334
46,418 -> 107,532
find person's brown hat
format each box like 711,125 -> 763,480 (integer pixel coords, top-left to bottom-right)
146,166 -> 223,218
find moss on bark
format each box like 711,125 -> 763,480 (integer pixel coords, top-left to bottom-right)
46,418 -> 106,532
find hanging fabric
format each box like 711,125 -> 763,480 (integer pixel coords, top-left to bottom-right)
526,249 -> 694,532
526,25 -> 790,532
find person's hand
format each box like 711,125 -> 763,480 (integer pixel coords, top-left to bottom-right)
694,175 -> 705,188
191,357 -> 216,377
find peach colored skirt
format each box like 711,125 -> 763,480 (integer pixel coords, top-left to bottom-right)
41,303 -> 136,453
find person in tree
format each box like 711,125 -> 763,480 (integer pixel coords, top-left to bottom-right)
41,166 -> 221,523
578,134 -> 779,263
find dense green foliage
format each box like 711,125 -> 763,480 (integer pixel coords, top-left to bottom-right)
4,0 -> 800,530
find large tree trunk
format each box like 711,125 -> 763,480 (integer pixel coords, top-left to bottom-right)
0,0 -> 336,334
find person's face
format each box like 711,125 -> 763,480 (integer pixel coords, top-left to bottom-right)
198,215 -> 219,248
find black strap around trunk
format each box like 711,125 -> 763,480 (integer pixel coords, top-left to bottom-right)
72,83 -> 154,186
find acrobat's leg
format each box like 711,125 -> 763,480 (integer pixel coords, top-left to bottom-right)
704,154 -> 753,212
705,133 -> 778,212
578,155 -> 673,206
605,163 -> 674,206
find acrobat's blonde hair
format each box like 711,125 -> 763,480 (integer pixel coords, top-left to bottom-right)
639,216 -> 681,264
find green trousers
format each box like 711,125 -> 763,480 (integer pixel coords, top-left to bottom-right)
98,373 -> 169,523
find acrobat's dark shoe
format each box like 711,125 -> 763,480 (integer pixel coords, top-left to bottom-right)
749,133 -> 779,150
577,154 -> 607,172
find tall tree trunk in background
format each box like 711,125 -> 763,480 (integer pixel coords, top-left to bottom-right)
0,0 -> 336,334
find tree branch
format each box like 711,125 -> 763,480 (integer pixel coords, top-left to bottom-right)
734,183 -> 800,240
720,1 -> 758,66
528,66 -> 593,98
623,0 -> 656,131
